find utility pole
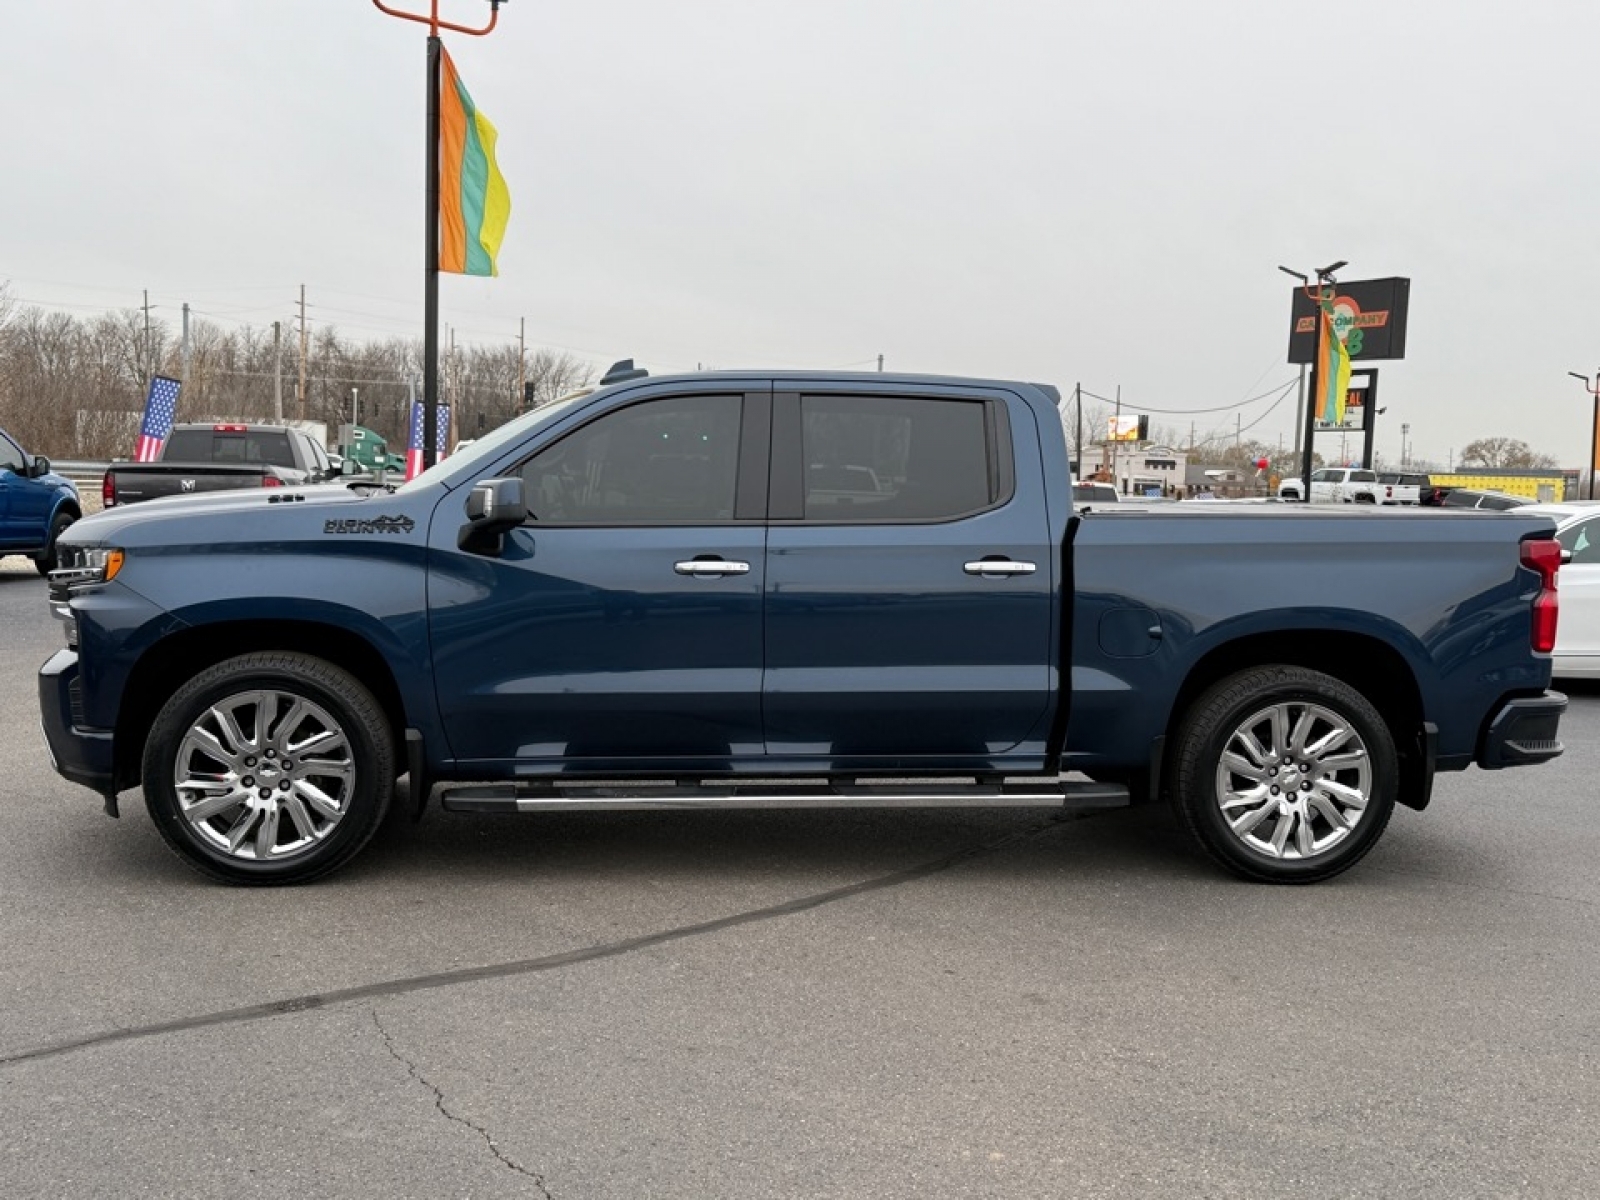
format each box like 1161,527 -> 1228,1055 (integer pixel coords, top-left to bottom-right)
351,386 -> 361,427
297,284 -> 309,421
1236,412 -> 1242,447
518,317 -> 526,413
272,321 -> 284,420
1401,422 -> 1410,467
181,302 -> 191,387
877,354 -> 884,373
142,289 -> 153,381
1073,382 -> 1084,479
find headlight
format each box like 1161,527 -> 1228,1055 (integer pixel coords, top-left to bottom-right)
49,546 -> 125,590
48,547 -> 125,648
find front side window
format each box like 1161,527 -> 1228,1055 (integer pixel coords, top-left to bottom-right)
800,395 -> 996,521
0,434 -> 24,474
518,394 -> 742,523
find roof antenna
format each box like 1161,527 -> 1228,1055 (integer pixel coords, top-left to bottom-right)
600,359 -> 649,385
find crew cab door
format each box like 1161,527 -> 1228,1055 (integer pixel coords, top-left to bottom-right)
762,387 -> 1055,765
428,389 -> 770,767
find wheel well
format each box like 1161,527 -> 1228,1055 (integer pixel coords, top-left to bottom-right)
114,620 -> 408,789
1165,631 -> 1429,809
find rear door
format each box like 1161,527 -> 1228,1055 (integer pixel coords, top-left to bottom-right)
429,387 -> 771,767
762,386 -> 1055,766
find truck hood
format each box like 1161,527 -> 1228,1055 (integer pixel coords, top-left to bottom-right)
66,483 -> 390,544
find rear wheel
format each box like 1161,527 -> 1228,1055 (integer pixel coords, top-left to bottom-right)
142,652 -> 394,885
1170,666 -> 1396,883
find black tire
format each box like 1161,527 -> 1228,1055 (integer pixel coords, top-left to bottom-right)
142,652 -> 394,885
1169,665 -> 1396,884
34,510 -> 76,576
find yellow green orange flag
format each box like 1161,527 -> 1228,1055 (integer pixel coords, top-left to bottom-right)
438,46 -> 511,277
1314,297 -> 1352,426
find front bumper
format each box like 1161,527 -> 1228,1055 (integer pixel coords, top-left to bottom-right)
38,649 -> 119,807
1477,690 -> 1566,769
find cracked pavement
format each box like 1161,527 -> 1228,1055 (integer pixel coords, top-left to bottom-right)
3,568 -> 1599,1198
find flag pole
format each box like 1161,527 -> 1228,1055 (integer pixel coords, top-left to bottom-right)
423,33 -> 441,470
371,0 -> 506,471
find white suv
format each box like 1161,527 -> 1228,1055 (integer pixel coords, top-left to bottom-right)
1278,467 -> 1381,504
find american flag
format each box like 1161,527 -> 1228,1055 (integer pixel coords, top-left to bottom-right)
404,401 -> 451,481
134,376 -> 182,462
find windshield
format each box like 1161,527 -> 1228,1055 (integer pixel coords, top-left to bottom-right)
394,389 -> 595,493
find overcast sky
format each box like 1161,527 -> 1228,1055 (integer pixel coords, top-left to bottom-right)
5,0 -> 1598,467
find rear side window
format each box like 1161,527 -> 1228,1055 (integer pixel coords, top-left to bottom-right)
799,395 -> 1000,521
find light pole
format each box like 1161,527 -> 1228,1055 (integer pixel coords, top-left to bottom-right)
1569,371 -> 1600,499
1401,422 -> 1410,467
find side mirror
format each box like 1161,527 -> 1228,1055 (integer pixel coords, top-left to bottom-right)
31,455 -> 51,478
1561,548 -> 1574,565
458,477 -> 529,556
341,458 -> 359,476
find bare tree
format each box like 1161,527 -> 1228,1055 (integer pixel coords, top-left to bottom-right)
1459,437 -> 1558,470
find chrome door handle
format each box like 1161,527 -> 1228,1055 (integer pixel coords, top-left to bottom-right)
675,559 -> 751,576
964,559 -> 1037,576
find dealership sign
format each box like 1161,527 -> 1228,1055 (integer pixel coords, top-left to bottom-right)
1287,277 -> 1411,364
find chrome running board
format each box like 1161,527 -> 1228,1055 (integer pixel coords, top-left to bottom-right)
436,777 -> 1129,814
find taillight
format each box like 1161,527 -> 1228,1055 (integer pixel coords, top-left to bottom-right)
1521,537 -> 1561,654
102,471 -> 117,507
261,476 -> 284,488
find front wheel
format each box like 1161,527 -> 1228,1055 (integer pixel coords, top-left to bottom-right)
34,510 -> 76,576
1169,666 -> 1397,884
142,652 -> 394,885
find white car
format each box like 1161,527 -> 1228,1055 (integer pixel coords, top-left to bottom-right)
1277,467 -> 1381,504
1519,502 -> 1600,679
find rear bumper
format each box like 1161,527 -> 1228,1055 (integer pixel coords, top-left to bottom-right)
1477,690 -> 1566,769
38,649 -> 118,800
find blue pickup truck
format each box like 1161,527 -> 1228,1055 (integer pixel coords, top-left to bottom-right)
37,368 -> 1566,886
1,427 -> 80,574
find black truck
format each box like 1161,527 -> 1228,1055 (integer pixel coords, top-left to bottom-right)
101,423 -> 337,507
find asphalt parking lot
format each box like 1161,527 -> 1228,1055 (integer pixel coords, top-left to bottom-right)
1,561 -> 1596,1199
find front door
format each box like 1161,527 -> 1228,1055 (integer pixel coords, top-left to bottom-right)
0,433 -> 31,551
429,391 -> 770,769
